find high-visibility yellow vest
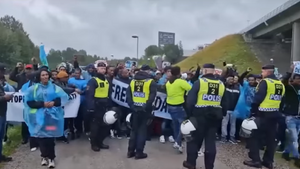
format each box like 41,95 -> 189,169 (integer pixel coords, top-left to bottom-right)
94,77 -> 109,98
195,78 -> 225,108
166,79 -> 191,105
130,79 -> 152,106
258,78 -> 285,111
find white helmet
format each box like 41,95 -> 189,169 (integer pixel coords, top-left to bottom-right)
181,119 -> 197,135
241,117 -> 259,136
126,113 -> 132,129
180,117 -> 197,141
103,110 -> 118,125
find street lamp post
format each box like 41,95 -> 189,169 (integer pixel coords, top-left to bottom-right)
132,35 -> 139,60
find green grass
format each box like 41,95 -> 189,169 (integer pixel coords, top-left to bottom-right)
2,126 -> 21,156
176,34 -> 262,74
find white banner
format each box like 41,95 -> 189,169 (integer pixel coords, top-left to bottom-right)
6,92 -> 81,122
111,79 -> 171,120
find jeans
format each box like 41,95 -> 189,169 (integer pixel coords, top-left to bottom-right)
161,119 -> 173,137
167,105 -> 186,146
0,116 -> 6,156
284,116 -> 300,158
221,111 -> 236,138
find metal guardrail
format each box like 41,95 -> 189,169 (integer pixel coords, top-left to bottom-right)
240,0 -> 300,33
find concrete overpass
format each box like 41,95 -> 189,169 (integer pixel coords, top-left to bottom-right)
241,0 -> 300,61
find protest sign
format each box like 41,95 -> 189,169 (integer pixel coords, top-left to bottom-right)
6,92 -> 81,122
293,61 -> 300,75
111,79 -> 171,120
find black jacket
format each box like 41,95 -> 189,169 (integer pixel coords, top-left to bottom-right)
54,81 -> 75,94
0,80 -> 8,117
86,73 -> 112,111
9,65 -> 38,90
281,72 -> 300,116
224,84 -> 240,111
126,71 -> 157,112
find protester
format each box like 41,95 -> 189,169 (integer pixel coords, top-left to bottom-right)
281,64 -> 300,167
24,69 -> 69,168
220,69 -> 240,144
166,66 -> 191,153
9,59 -> 38,145
0,63 -> 13,163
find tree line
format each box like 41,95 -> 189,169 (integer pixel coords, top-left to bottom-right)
0,15 -> 184,70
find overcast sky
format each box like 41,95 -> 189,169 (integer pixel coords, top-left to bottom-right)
0,0 -> 289,59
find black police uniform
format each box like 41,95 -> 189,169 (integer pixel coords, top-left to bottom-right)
184,64 -> 227,169
244,65 -> 285,169
86,62 -> 111,152
126,65 -> 157,159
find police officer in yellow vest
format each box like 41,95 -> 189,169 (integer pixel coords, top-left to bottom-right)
126,65 -> 157,159
183,64 -> 227,169
86,62 -> 111,152
244,65 -> 285,169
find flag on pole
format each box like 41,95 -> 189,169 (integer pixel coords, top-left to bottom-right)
39,43 -> 48,67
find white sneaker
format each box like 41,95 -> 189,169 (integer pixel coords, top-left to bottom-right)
48,159 -> 55,168
110,130 -> 115,138
178,146 -> 183,153
41,158 -> 48,166
198,150 -> 204,157
117,136 -> 122,139
173,142 -> 180,149
159,135 -> 165,143
31,147 -> 37,152
168,136 -> 175,143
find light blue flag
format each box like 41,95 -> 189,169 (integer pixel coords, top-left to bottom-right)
39,44 -> 48,67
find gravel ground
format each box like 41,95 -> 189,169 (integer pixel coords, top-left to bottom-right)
216,141 -> 294,169
1,137 -> 295,169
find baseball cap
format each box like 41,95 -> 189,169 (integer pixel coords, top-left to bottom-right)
25,64 -> 33,69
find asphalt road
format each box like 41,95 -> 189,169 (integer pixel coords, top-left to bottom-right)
2,136 -> 294,169
2,137 -> 232,169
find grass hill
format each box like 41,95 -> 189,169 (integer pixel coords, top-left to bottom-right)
176,34 -> 262,74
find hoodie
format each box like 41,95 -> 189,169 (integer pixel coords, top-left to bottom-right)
126,71 -> 157,112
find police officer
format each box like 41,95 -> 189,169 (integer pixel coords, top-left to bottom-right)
244,65 -> 285,169
183,64 -> 227,169
126,65 -> 157,159
86,62 -> 111,152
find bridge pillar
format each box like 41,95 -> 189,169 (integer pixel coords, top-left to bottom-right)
292,22 -> 300,61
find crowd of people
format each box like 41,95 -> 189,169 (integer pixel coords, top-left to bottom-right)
0,56 -> 299,169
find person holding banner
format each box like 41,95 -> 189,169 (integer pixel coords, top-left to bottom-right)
166,66 -> 191,153
126,65 -> 157,159
0,63 -> 13,163
184,63 -> 227,169
23,69 -> 69,168
86,62 -> 111,152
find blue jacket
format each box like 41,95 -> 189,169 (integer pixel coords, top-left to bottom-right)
68,77 -> 87,103
233,81 -> 256,119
